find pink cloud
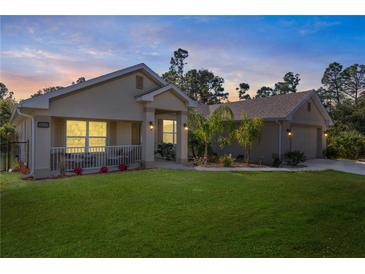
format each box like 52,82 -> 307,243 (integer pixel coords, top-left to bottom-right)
2,62 -> 118,100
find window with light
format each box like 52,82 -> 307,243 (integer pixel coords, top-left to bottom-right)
66,120 -> 107,152
162,120 -> 176,144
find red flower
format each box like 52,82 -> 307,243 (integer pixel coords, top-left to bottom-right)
100,166 -> 108,173
118,163 -> 127,172
74,167 -> 82,175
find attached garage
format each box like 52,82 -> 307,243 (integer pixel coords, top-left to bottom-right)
291,125 -> 320,159
202,90 -> 333,163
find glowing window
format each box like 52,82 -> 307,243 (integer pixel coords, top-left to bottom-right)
162,120 -> 176,144
66,120 -> 107,153
89,121 -> 107,137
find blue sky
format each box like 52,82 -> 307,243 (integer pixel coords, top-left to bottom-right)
1,16 -> 364,100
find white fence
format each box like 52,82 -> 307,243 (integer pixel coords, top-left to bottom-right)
50,145 -> 142,171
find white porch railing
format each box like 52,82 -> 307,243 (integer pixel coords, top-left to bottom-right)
50,145 -> 142,171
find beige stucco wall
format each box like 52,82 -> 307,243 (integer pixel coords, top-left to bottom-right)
49,71 -> 161,121
147,91 -> 187,112
291,98 -> 326,127
131,123 -> 141,145
212,121 -> 280,163
291,125 -> 318,158
115,121 -> 132,145
51,117 -> 66,146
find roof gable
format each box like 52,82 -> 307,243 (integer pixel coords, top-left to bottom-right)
16,63 -> 167,110
136,84 -> 198,107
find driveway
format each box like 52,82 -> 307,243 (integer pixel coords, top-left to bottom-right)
303,159 -> 365,176
152,159 -> 365,176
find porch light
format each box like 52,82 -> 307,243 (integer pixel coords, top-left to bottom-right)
324,130 -> 328,138
183,123 -> 188,131
287,129 -> 292,137
149,121 -> 154,130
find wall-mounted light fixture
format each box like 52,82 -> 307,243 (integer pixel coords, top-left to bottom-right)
324,130 -> 328,138
149,121 -> 154,130
183,123 -> 188,131
287,129 -> 292,137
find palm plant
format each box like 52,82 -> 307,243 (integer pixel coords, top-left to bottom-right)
188,105 -> 233,163
233,112 -> 263,165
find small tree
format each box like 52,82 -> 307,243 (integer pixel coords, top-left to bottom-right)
0,83 -> 17,143
233,112 -> 263,165
188,105 -> 233,163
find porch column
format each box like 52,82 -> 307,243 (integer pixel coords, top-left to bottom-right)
33,115 -> 52,178
141,107 -> 155,165
176,111 -> 188,163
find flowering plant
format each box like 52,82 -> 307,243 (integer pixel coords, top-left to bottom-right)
100,166 -> 108,173
118,163 -> 127,171
74,167 -> 82,175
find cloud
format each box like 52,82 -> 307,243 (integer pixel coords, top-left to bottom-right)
1,48 -> 65,60
298,20 -> 341,35
127,21 -> 169,48
81,47 -> 113,58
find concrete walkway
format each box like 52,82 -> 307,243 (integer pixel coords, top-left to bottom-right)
152,159 -> 365,176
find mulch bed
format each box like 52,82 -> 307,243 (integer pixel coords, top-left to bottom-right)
196,162 -> 270,168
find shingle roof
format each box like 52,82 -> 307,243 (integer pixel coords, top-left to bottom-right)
199,90 -> 316,120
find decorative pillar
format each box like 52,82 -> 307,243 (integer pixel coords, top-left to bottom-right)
141,107 -> 155,165
33,116 -> 51,178
176,111 -> 188,163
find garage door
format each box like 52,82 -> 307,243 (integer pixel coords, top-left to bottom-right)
292,126 -> 317,159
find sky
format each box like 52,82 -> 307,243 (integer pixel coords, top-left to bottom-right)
1,16 -> 364,101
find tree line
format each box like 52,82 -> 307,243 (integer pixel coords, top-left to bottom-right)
1,48 -> 364,159
162,48 -> 365,159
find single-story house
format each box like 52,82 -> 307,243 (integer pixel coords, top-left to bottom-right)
10,63 -> 197,178
199,90 -> 334,163
10,63 -> 333,178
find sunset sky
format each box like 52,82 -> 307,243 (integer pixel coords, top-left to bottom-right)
1,16 -> 364,101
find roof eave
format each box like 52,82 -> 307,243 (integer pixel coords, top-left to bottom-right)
136,84 -> 198,108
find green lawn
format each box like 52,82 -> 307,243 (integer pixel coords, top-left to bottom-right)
1,170 -> 365,258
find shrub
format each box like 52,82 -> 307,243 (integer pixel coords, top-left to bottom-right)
11,159 -> 20,172
74,167 -> 82,175
235,154 -> 245,162
118,163 -> 127,171
192,156 -> 204,166
156,143 -> 176,160
208,153 -> 220,163
272,157 -> 282,167
220,154 -> 233,167
326,130 -> 365,159
285,151 -> 306,166
100,166 -> 108,173
19,163 -> 29,174
323,147 -> 338,159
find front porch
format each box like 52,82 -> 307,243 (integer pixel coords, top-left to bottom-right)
47,109 -> 188,175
